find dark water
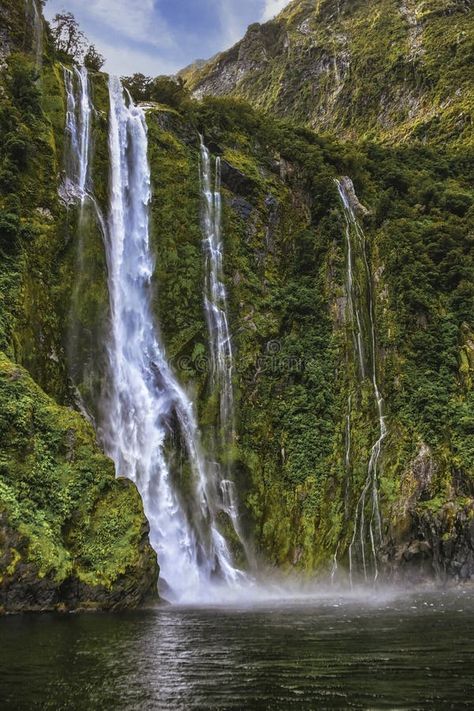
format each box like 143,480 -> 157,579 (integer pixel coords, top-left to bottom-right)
1,589 -> 473,710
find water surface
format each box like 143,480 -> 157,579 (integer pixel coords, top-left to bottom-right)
1,589 -> 473,710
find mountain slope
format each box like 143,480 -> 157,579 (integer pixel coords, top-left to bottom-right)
182,0 -> 474,146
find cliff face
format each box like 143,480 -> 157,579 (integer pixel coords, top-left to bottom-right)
0,0 -> 158,612
182,0 -> 474,146
145,105 -> 473,583
0,0 -> 472,607
0,354 -> 158,613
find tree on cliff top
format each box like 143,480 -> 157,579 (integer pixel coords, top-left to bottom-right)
49,11 -> 104,70
50,11 -> 86,60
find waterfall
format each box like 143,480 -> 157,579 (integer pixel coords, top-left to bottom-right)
336,178 -> 388,584
25,0 -> 43,71
200,140 -> 235,444
344,394 -> 352,520
101,77 -> 244,602
62,64 -> 106,418
32,0 -> 42,71
199,139 -> 253,565
63,66 -> 92,203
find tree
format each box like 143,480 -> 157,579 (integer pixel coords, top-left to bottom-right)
121,74 -> 153,102
84,44 -> 105,72
121,74 -> 191,109
149,76 -> 190,109
50,12 -> 86,61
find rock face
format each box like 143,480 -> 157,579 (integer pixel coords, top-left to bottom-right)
0,354 -> 159,614
386,503 -> 474,585
384,445 -> 474,584
0,512 -> 158,613
182,0 -> 473,146
0,0 -> 472,600
221,159 -> 257,196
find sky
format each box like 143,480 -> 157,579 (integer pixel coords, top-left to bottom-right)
43,0 -> 291,76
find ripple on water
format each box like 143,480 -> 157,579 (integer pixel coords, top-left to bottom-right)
0,589 -> 473,710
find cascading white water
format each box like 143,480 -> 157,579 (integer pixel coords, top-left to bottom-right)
62,64 -> 111,422
199,139 -> 253,564
101,77 -> 244,601
200,140 -> 235,442
336,178 -> 387,584
25,0 -> 43,71
63,66 -> 92,203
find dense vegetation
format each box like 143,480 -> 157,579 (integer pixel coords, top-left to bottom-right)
142,97 -> 473,574
183,0 -> 474,148
0,0 -> 472,611
0,0 -> 157,612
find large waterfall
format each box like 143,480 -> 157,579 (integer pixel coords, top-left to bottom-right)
100,77 -> 245,601
336,178 -> 387,583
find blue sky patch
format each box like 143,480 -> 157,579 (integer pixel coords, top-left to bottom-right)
44,0 -> 290,76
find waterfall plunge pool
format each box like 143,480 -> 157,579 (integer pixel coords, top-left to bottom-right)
1,588 -> 473,710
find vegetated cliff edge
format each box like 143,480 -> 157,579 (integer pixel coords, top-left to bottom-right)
0,0 -> 158,613
0,0 -> 472,611
182,0 -> 474,147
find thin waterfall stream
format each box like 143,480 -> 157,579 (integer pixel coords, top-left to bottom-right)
63,66 -> 92,203
336,178 -> 388,584
199,139 -> 252,565
200,140 -> 235,445
25,0 -> 43,72
62,64 -> 109,420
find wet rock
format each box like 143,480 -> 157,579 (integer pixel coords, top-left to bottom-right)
0,511 -> 158,614
338,176 -> 370,216
230,196 -> 253,220
221,160 -> 256,196
386,499 -> 474,585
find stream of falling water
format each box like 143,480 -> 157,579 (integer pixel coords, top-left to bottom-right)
63,66 -> 92,202
62,70 -> 248,601
25,0 -> 43,72
199,139 -> 252,564
336,178 -> 388,584
200,141 -> 235,447
100,77 -> 247,601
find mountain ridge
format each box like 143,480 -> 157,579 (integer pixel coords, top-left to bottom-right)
181,0 -> 474,146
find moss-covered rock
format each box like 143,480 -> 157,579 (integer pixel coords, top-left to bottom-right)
143,96 -> 473,580
0,352 -> 158,613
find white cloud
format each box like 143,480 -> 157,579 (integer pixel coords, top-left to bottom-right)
98,40 -> 180,76
45,0 -> 175,49
261,0 -> 290,22
87,0 -> 174,48
214,0 -> 249,46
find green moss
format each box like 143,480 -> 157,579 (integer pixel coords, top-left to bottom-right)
185,0 -> 474,148
0,351 -> 156,591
